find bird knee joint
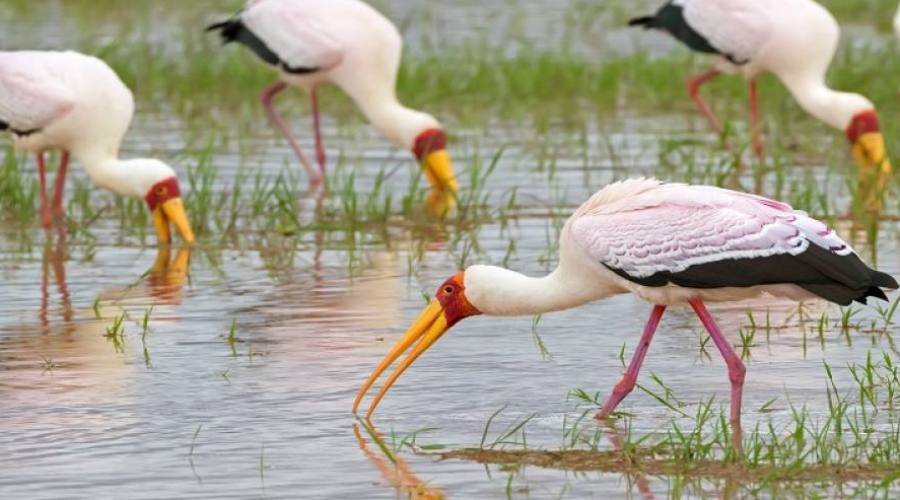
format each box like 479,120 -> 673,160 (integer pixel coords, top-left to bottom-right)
729,363 -> 746,385
614,378 -> 636,396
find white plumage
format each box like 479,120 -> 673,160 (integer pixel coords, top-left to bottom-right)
241,1 -> 344,71
682,0 -> 772,64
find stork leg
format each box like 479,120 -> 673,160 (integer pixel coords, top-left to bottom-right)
51,151 -> 70,218
37,152 -> 52,228
748,79 -> 764,160
310,87 -> 327,173
260,81 -> 323,189
689,297 -> 746,452
596,305 -> 667,419
687,69 -> 723,134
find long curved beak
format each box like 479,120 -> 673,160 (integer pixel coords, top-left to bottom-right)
152,198 -> 195,245
852,132 -> 892,210
353,299 -> 449,419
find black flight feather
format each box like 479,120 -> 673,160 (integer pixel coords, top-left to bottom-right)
605,244 -> 898,306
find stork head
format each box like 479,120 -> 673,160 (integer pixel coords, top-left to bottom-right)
847,110 -> 892,208
134,159 -> 195,245
353,272 -> 481,418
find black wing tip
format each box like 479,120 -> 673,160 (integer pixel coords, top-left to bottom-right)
206,20 -> 230,32
854,286 -> 889,305
628,16 -> 655,28
871,270 -> 899,290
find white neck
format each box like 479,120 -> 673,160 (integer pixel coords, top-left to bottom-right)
72,146 -> 172,199
778,71 -> 873,131
465,259 -> 620,317
342,79 -> 440,151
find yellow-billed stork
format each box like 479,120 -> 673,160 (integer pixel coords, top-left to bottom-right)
208,0 -> 459,216
354,178 -> 897,447
0,51 -> 194,244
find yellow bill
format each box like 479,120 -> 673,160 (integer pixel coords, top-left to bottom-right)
353,299 -> 450,418
852,132 -> 892,212
422,149 -> 458,213
152,198 -> 195,245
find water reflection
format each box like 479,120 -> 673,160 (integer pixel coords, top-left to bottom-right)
240,250 -> 405,335
354,422 -> 444,500
0,245 -> 192,419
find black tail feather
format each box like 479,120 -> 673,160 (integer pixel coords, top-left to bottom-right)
206,18 -> 241,45
628,15 -> 655,28
206,20 -> 231,32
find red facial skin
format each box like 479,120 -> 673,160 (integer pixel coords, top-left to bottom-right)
144,177 -> 181,211
434,272 -> 482,327
412,129 -> 448,161
846,110 -> 880,144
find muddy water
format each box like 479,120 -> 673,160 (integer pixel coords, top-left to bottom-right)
1,1 -> 900,499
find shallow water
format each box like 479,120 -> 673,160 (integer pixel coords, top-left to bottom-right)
1,1 -> 899,499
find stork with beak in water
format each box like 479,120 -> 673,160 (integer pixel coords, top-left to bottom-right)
207,0 -> 459,216
354,179 -> 897,448
0,50 -> 194,244
630,0 -> 892,209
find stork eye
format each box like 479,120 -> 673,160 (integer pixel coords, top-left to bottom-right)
156,186 -> 168,196
443,285 -> 455,294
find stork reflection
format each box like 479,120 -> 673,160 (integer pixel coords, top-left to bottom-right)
354,422 -> 444,500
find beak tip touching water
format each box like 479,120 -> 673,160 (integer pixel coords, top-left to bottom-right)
354,300 -> 449,418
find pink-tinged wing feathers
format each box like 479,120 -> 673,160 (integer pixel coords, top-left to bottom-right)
243,1 -> 344,71
683,0 -> 773,63
570,183 -> 851,279
0,54 -> 75,132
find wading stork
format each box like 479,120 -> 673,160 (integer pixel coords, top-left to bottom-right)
354,178 -> 897,448
207,0 -> 459,216
630,0 -> 891,208
0,51 -> 194,244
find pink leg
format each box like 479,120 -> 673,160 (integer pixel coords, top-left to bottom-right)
596,305 -> 667,419
260,81 -> 322,189
687,69 -> 723,134
37,153 -> 52,228
52,151 -> 70,216
749,79 -> 764,160
310,88 -> 326,173
689,297 -> 746,451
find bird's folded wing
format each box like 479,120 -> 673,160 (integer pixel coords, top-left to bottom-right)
683,0 -> 773,63
242,3 -> 344,72
570,190 -> 850,282
0,60 -> 75,132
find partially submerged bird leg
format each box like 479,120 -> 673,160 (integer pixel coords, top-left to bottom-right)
260,81 -> 323,189
596,305 -> 667,419
689,297 -> 745,452
51,151 -> 70,217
